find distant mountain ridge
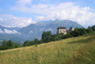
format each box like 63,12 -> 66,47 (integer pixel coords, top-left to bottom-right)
19,20 -> 83,40
0,25 -> 20,30
0,25 -> 22,44
0,20 -> 83,44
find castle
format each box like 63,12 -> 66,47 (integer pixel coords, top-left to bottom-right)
57,27 -> 74,35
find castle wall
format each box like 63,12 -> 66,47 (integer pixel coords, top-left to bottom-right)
57,29 -> 67,35
69,27 -> 74,31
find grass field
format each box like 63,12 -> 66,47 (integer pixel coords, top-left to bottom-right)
0,34 -> 95,64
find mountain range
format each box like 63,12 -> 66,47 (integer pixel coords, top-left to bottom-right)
0,20 -> 83,44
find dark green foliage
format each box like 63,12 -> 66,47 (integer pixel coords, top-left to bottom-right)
86,27 -> 93,33
91,25 -> 95,31
70,29 -> 79,37
51,34 -> 60,41
30,41 -> 36,45
23,39 -> 42,46
42,31 -> 52,43
78,28 -> 87,35
0,40 -> 20,50
0,45 -> 2,49
37,40 -> 42,44
34,38 -> 38,44
70,28 -> 87,37
62,33 -> 72,39
23,40 -> 30,46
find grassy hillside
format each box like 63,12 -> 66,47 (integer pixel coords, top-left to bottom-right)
0,34 -> 95,64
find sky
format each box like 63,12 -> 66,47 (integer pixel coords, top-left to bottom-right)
0,0 -> 95,28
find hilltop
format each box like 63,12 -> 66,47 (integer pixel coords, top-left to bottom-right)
0,33 -> 95,64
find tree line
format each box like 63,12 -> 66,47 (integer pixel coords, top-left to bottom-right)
0,25 -> 95,50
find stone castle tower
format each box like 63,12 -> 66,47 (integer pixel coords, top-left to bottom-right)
57,27 -> 74,35
57,27 -> 67,35
69,27 -> 74,31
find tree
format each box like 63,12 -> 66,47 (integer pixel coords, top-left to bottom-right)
7,40 -> 15,49
42,31 -> 52,42
78,28 -> 87,35
70,28 -> 87,37
91,25 -> 95,31
30,41 -> 35,45
0,40 -> 17,50
70,29 -> 80,37
23,40 -> 30,46
34,38 -> 38,44
86,27 -> 93,33
51,34 -> 59,41
62,33 -> 71,39
38,40 -> 42,44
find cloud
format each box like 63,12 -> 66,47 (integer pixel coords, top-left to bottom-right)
0,29 -> 20,34
0,18 -> 3,21
11,0 -> 32,12
16,0 -> 31,5
0,29 -> 3,33
0,14 -> 36,28
36,16 -> 45,21
11,1 -> 95,27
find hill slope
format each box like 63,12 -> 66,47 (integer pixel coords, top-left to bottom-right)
0,34 -> 95,64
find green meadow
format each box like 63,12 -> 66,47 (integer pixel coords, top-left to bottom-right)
0,34 -> 95,64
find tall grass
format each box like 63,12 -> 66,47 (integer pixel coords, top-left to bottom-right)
66,36 -> 95,64
0,35 -> 95,64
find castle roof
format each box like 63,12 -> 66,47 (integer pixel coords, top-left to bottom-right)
57,27 -> 66,29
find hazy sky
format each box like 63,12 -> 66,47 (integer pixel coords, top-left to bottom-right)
0,0 -> 95,28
